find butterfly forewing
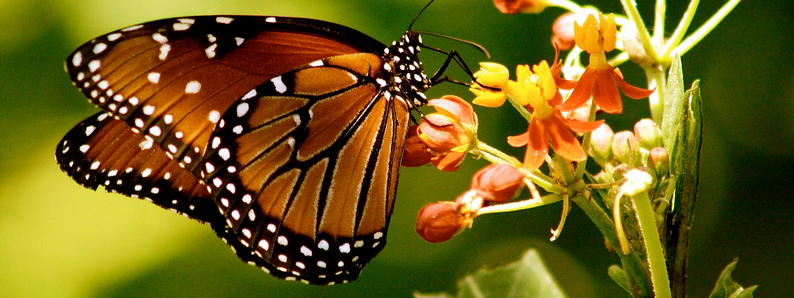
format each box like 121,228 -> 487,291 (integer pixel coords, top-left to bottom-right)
64,16 -> 386,171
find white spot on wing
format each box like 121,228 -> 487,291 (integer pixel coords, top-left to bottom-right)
142,105 -> 155,115
236,102 -> 249,117
72,52 -> 82,67
205,43 -> 217,59
121,25 -> 143,32
208,110 -> 220,123
152,33 -> 168,43
107,33 -> 122,41
93,43 -> 107,54
159,44 -> 170,60
139,138 -> 153,150
216,17 -> 234,24
185,81 -> 201,94
147,72 -> 160,84
88,60 -> 101,72
173,22 -> 191,31
265,17 -> 276,23
271,77 -> 287,93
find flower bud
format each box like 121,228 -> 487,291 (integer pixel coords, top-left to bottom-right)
648,147 -> 670,176
471,164 -> 525,203
418,95 -> 477,153
415,202 -> 470,243
633,119 -> 662,150
402,125 -> 433,167
612,164 -> 629,181
551,12 -> 577,51
493,0 -> 549,14
612,131 -> 640,166
589,123 -> 614,164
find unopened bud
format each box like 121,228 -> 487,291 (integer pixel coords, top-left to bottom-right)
471,164 -> 525,203
648,147 -> 670,176
416,202 -> 470,243
633,119 -> 662,149
612,131 -> 640,166
589,123 -> 614,163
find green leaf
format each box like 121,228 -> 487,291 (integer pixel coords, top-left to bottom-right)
413,292 -> 454,298
457,249 -> 567,298
662,54 -> 685,164
414,249 -> 567,298
708,259 -> 758,298
607,265 -> 632,295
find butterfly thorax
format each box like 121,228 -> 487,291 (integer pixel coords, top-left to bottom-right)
381,32 -> 430,109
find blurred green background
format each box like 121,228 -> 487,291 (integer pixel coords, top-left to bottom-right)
1,0 -> 790,297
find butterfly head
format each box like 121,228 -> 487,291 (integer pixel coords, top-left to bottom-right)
382,31 -> 430,108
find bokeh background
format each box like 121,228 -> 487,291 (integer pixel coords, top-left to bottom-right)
1,0 -> 791,297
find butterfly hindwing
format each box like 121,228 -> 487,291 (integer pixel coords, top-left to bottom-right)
198,53 -> 411,284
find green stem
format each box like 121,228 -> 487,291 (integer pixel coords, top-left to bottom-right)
661,0 -> 700,60
645,66 -> 667,125
630,191 -> 672,298
574,99 -> 599,179
552,154 -> 574,185
507,95 -> 532,123
476,141 -> 563,194
619,0 -> 660,62
477,193 -> 562,215
674,0 -> 742,57
547,0 -> 582,13
653,0 -> 666,46
570,194 -> 653,296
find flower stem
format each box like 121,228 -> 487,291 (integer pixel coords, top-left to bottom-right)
570,194 -> 653,296
661,0 -> 700,60
507,95 -> 532,123
574,100 -> 599,179
620,0 -> 659,62
653,0 -> 666,46
645,66 -> 667,124
477,193 -> 562,215
674,0 -> 742,57
547,0 -> 582,13
630,191 -> 672,298
476,141 -> 563,194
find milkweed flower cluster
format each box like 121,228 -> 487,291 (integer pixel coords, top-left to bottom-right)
406,0 -> 741,296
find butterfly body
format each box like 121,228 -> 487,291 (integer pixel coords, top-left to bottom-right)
58,16 -> 432,285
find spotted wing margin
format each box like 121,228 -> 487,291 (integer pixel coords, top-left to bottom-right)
64,16 -> 386,173
55,112 -> 307,271
197,53 -> 411,284
55,112 -> 220,222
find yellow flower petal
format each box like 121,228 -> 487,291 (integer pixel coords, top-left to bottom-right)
473,62 -> 509,87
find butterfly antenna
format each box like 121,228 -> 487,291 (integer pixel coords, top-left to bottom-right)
409,0 -> 436,31
414,31 -> 491,59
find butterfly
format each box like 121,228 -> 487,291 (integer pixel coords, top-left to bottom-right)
55,12 -> 477,285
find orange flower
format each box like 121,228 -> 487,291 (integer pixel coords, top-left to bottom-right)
503,61 -> 603,169
416,95 -> 478,172
557,13 -> 654,114
471,164 -> 525,202
493,0 -> 549,14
